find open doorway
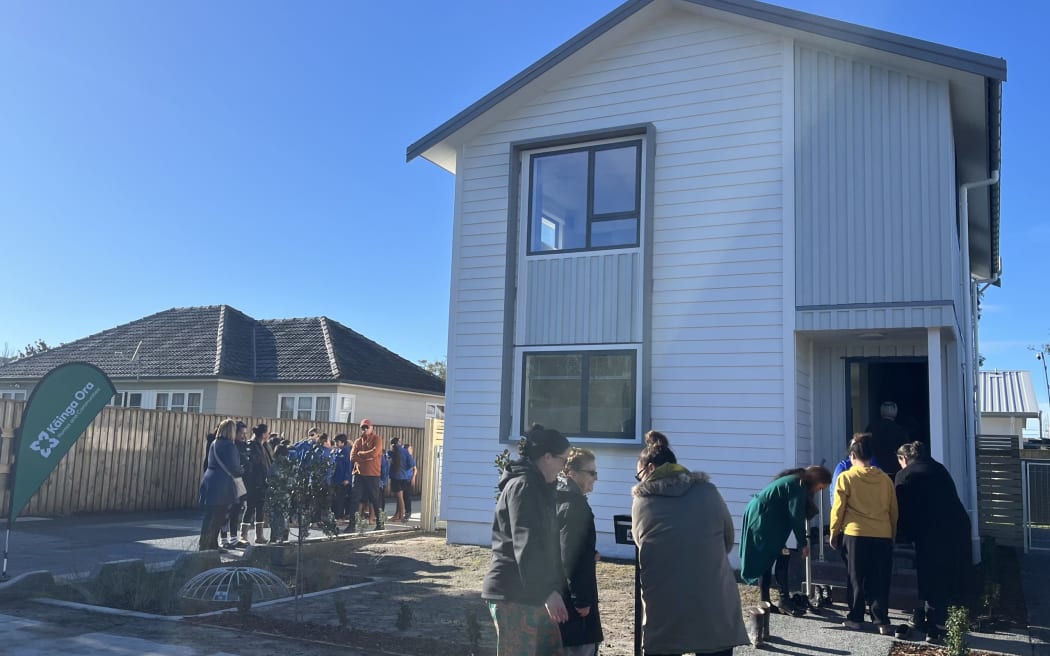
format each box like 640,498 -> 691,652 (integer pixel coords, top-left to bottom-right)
846,358 -> 929,450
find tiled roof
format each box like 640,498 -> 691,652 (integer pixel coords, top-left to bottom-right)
980,370 -> 1040,417
0,305 -> 445,395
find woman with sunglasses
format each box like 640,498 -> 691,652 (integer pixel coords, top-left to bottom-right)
631,431 -> 748,656
556,447 -> 604,656
482,424 -> 571,655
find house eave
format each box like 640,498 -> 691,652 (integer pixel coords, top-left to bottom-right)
406,0 -> 1007,171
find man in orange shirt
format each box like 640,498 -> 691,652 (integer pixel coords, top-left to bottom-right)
348,419 -> 385,531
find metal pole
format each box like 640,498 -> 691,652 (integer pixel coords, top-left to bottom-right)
634,544 -> 641,656
1038,353 -> 1050,440
1,527 -> 9,581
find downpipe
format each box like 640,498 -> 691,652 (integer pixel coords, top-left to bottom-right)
958,170 -> 1000,563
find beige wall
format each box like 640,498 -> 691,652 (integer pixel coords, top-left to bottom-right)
214,380 -> 254,415
345,384 -> 443,429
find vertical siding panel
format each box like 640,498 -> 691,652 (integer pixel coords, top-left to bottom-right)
796,46 -> 954,317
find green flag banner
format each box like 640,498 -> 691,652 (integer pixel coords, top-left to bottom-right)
9,362 -> 115,524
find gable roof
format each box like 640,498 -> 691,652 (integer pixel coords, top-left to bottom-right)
407,0 -> 1006,165
0,306 -> 445,395
980,370 -> 1040,418
407,0 -> 1005,279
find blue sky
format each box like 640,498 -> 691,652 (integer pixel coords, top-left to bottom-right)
3,1 -> 1048,407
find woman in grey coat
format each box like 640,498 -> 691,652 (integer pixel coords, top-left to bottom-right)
631,431 -> 749,656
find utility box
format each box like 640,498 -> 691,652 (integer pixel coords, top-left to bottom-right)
613,514 -> 634,545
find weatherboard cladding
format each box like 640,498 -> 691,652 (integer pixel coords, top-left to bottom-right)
794,46 -> 957,315
406,0 -> 1006,164
442,10 -> 788,529
0,306 -> 444,395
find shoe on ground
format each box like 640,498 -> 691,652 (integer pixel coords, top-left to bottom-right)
842,620 -> 863,630
877,624 -> 893,636
925,631 -> 942,644
895,624 -> 910,639
231,539 -> 249,548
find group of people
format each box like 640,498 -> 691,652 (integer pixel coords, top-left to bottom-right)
197,418 -> 417,551
483,427 -> 748,656
738,417 -> 970,645
484,417 -> 971,656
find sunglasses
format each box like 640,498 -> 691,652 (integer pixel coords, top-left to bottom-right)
634,469 -> 645,482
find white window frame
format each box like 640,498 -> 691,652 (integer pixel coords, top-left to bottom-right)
109,391 -> 145,408
155,390 -> 203,413
0,389 -> 27,401
513,343 -> 642,444
277,394 -> 335,422
426,402 -> 445,420
338,394 -> 356,423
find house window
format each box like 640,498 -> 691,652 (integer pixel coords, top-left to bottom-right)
426,403 -> 445,420
522,350 -> 636,438
0,390 -> 27,401
110,392 -> 143,408
527,140 -> 642,254
156,391 -> 202,413
278,395 -> 332,422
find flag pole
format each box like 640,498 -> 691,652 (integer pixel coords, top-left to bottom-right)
2,426 -> 20,582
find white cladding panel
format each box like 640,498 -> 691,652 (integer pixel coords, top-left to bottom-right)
521,252 -> 642,345
796,337 -> 813,466
794,46 -> 957,309
444,9 -> 789,542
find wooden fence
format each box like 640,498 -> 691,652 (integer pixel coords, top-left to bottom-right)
0,399 -> 424,518
976,433 -> 1024,549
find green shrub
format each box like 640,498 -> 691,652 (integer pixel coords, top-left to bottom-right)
945,605 -> 970,656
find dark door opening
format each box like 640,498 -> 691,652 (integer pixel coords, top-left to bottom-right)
846,358 -> 929,450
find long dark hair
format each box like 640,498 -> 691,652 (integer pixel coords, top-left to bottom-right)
390,437 -> 403,474
774,465 -> 831,491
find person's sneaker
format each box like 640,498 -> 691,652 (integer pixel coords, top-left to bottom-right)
878,624 -> 893,636
895,624 -> 910,639
842,620 -> 863,630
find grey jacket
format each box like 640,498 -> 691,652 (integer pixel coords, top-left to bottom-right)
631,465 -> 749,655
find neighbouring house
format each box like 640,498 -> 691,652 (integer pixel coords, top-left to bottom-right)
0,305 -> 445,428
408,0 -> 1005,560
980,370 -> 1041,443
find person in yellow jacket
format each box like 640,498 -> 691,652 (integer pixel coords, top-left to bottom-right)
829,437 -> 898,634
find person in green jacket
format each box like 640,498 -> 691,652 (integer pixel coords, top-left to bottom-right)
739,465 -> 831,609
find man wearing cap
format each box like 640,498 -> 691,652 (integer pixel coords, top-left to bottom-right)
348,419 -> 384,531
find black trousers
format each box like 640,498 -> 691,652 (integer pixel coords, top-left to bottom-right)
198,504 -> 229,550
348,475 -> 381,527
844,535 -> 893,625
243,490 -> 265,523
760,550 -> 791,601
331,482 -> 352,519
226,498 -> 245,534
393,479 -> 413,518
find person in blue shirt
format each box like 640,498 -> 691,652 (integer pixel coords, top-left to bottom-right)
331,434 -> 353,521
389,437 -> 417,521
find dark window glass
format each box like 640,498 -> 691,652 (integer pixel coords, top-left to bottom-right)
523,350 -> 636,438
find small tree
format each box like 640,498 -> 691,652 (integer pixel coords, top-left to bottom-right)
16,339 -> 52,358
418,358 -> 447,381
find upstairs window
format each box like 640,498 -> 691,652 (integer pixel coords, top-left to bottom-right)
527,140 -> 641,254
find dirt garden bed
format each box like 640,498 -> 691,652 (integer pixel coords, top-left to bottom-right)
39,531 -> 1024,656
